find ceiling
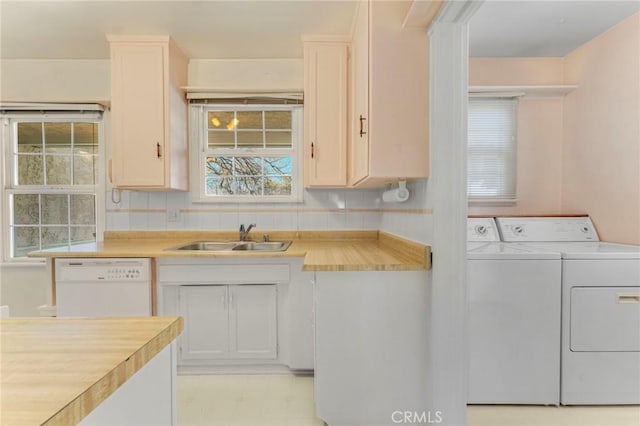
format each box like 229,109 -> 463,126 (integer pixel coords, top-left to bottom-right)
470,0 -> 640,57
1,1 -> 639,60
0,1 -> 358,60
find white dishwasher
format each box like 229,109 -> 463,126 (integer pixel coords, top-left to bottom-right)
55,258 -> 152,317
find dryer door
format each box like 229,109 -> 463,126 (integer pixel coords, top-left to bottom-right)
570,287 -> 640,352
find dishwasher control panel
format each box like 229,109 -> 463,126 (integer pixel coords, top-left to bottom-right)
56,259 -> 151,282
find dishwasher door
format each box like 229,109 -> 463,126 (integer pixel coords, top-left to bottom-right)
55,258 -> 152,317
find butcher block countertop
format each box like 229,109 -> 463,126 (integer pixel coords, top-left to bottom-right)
0,316 -> 183,426
30,230 -> 431,271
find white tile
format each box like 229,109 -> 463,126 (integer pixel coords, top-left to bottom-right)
166,191 -> 189,208
105,212 -> 130,230
129,212 -> 149,230
105,189 -> 130,210
326,211 -> 347,229
273,212 -> 298,230
298,212 -> 328,230
147,213 -> 167,230
345,212 -> 365,229
147,192 -> 167,209
218,212 -> 240,230
129,191 -> 149,209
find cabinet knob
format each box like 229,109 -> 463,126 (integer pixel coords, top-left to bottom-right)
156,142 -> 162,159
359,115 -> 367,137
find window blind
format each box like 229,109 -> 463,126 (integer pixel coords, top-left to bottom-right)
467,98 -> 517,201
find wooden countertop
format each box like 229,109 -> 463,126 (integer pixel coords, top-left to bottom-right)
30,230 -> 431,271
0,316 -> 183,426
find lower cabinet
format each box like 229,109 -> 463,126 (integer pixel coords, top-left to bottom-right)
157,258 -> 313,373
179,284 -> 277,361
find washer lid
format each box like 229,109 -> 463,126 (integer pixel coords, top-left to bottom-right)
467,242 -> 560,260
467,218 -> 500,242
496,217 -> 599,242
520,242 -> 640,260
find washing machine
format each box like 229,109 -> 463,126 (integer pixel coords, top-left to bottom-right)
467,218 -> 562,404
497,216 -> 640,405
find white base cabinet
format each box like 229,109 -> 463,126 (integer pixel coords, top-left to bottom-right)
179,284 -> 277,361
158,258 -> 314,373
314,271 -> 430,426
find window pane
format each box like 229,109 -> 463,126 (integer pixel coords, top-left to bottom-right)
234,157 -> 262,175
265,111 -> 291,129
237,131 -> 263,148
13,194 -> 39,225
44,122 -> 72,152
206,176 -> 234,196
265,131 -> 292,148
17,122 -> 42,152
234,177 -> 263,195
42,226 -> 68,250
208,130 -> 235,148
264,157 -> 292,175
70,226 -> 96,244
42,194 -> 68,224
17,154 -> 44,185
264,176 -> 292,196
13,227 -> 40,257
46,154 -> 71,185
70,195 -> 95,225
74,122 -> 98,146
237,111 -> 262,129
208,111 -> 234,129
73,155 -> 97,185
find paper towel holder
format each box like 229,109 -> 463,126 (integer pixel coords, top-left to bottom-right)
382,180 -> 410,203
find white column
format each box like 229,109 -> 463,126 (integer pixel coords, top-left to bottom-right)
427,2 -> 482,425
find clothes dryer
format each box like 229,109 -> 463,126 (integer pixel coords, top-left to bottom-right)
497,217 -> 640,405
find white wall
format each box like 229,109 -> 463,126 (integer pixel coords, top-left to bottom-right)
562,13 -> 640,244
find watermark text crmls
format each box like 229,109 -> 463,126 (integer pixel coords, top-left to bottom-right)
391,410 -> 443,424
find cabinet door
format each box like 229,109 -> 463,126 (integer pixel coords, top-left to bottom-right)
349,0 -> 370,185
229,285 -> 277,359
304,42 -> 348,187
111,43 -> 166,187
178,285 -> 229,360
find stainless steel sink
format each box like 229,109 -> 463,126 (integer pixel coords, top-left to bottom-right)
172,242 -> 237,251
168,240 -> 291,252
231,241 -> 292,251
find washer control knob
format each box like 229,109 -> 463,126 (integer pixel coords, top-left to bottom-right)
475,225 -> 488,235
513,225 -> 524,235
581,226 -> 589,233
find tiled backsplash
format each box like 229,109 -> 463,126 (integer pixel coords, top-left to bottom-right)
105,180 -> 434,243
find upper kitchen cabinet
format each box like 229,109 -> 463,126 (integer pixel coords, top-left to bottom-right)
303,38 -> 349,187
349,0 -> 429,187
108,36 -> 189,190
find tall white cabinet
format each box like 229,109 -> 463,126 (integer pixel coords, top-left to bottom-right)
108,35 -> 189,190
303,38 -> 349,187
349,0 -> 429,187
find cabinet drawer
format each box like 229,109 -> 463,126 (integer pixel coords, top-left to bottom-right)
571,287 -> 640,352
159,264 -> 290,284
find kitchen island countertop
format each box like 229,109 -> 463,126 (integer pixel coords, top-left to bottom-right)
0,316 -> 183,426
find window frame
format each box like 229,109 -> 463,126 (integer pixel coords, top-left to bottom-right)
467,96 -> 518,205
1,108 -> 105,263
190,103 -> 304,203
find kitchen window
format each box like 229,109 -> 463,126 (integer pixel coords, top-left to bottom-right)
190,102 -> 303,203
1,105 -> 103,261
467,97 -> 517,203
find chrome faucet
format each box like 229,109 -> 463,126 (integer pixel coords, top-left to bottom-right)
239,223 -> 256,241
